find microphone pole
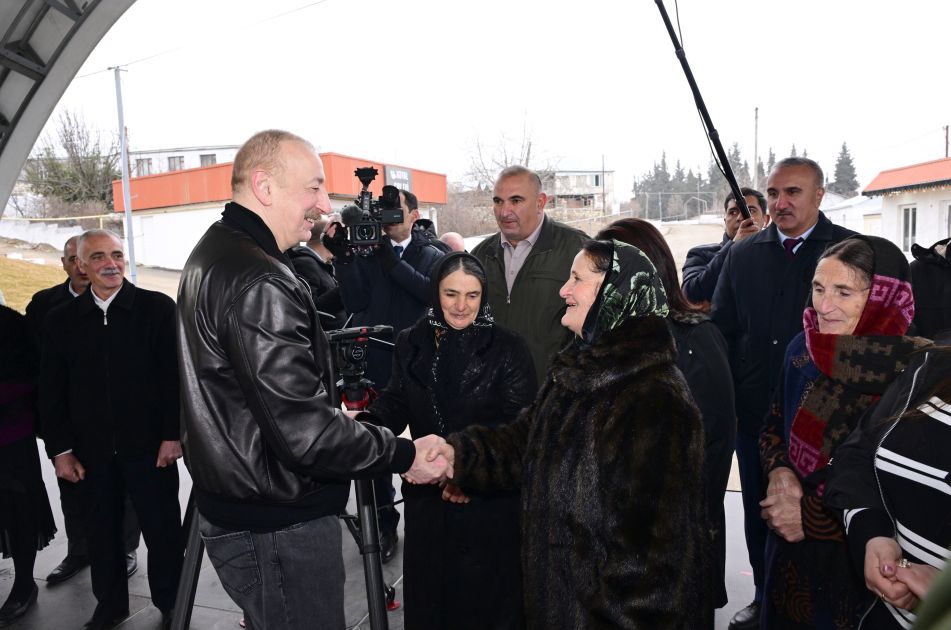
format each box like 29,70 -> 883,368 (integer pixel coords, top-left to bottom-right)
654,0 -> 751,220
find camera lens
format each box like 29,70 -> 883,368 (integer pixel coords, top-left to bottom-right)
356,224 -> 377,242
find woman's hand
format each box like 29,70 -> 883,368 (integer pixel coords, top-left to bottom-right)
895,561 -> 939,601
864,537 -> 917,610
440,482 -> 471,504
760,467 -> 805,542
766,467 -> 804,499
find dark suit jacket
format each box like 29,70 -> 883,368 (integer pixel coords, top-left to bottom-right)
25,279 -> 75,348
40,279 -> 180,464
681,233 -> 732,304
710,213 -> 856,435
336,228 -> 445,388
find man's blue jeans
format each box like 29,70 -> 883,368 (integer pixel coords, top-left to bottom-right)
199,514 -> 345,630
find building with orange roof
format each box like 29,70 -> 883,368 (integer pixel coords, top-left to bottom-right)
111,152 -> 447,270
863,157 -> 951,255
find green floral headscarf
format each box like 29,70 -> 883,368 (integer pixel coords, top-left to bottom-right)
580,240 -> 669,344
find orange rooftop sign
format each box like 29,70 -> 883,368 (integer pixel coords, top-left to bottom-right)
113,152 -> 447,212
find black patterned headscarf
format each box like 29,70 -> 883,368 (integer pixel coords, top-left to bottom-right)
580,240 -> 669,344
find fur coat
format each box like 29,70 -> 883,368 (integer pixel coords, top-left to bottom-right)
449,314 -> 709,629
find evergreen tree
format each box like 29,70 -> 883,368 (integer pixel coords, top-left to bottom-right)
829,142 -> 859,197
755,158 -> 766,189
790,144 -> 798,157
767,148 -> 776,174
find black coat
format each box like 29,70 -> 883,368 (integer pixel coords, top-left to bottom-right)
25,279 -> 74,349
668,311 -> 735,609
336,227 -> 445,388
910,237 -> 951,339
39,280 -> 180,464
449,316 -> 708,629
364,317 -> 537,630
711,213 -> 856,435
287,245 -> 346,330
681,233 -> 732,305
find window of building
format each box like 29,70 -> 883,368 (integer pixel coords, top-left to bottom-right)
591,174 -> 600,187
168,156 -> 185,171
200,154 -> 217,167
135,158 -> 152,177
901,205 -> 917,252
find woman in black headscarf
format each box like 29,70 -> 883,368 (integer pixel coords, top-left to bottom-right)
416,240 -> 709,629
360,251 -> 537,630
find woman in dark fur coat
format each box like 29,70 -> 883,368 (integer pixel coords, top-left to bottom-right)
360,251 -> 537,630
415,240 -> 709,629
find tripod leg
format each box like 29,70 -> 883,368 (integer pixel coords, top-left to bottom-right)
355,479 -> 390,630
170,493 -> 204,630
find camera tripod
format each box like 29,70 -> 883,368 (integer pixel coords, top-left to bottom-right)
168,325 -> 399,630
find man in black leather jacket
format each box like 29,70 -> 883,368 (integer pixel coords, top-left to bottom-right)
177,130 -> 444,630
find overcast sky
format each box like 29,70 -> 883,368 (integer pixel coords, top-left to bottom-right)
47,0 -> 951,199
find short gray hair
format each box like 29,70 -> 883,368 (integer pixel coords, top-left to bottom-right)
77,229 -> 123,261
772,157 -> 824,188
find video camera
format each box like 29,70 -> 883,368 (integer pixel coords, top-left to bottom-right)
342,167 -> 404,249
325,324 -> 393,410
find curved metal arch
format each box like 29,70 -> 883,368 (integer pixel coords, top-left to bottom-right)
0,0 -> 136,214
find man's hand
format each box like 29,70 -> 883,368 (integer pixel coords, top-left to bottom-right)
895,560 -> 939,602
865,537 -> 917,609
322,224 -> 352,263
156,440 -> 183,468
733,217 -> 762,243
54,452 -> 85,483
403,435 -> 452,484
375,238 -> 399,271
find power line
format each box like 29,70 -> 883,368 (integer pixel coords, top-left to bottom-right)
76,0 -> 333,79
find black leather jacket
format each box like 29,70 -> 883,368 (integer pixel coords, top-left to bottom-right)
177,203 -> 415,530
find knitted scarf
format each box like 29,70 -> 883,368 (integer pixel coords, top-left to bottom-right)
788,236 -> 929,491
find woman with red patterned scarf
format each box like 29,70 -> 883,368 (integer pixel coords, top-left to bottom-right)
757,235 -> 930,629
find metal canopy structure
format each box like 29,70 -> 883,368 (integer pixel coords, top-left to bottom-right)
0,0 -> 136,214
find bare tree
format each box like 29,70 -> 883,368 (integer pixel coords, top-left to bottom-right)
22,110 -> 119,218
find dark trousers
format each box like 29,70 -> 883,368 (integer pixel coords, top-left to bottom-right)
199,514 -> 345,630
58,477 -> 140,558
83,455 -> 183,619
736,431 -> 767,602
372,475 -> 400,534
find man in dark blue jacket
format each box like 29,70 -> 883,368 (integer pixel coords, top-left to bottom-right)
711,158 -> 856,629
330,188 -> 446,561
682,187 -> 768,307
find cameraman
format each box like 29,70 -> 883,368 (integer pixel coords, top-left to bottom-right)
325,188 -> 446,562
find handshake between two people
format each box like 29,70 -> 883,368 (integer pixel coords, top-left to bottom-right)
403,434 -> 469,504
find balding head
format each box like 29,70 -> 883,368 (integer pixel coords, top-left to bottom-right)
231,129 -> 314,195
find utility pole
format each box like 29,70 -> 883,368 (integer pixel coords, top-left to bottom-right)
945,125 -> 949,158
601,154 -> 607,215
112,66 -> 138,285
753,107 -> 759,190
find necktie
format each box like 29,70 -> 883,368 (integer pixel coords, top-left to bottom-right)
393,245 -> 403,259
783,237 -> 803,259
